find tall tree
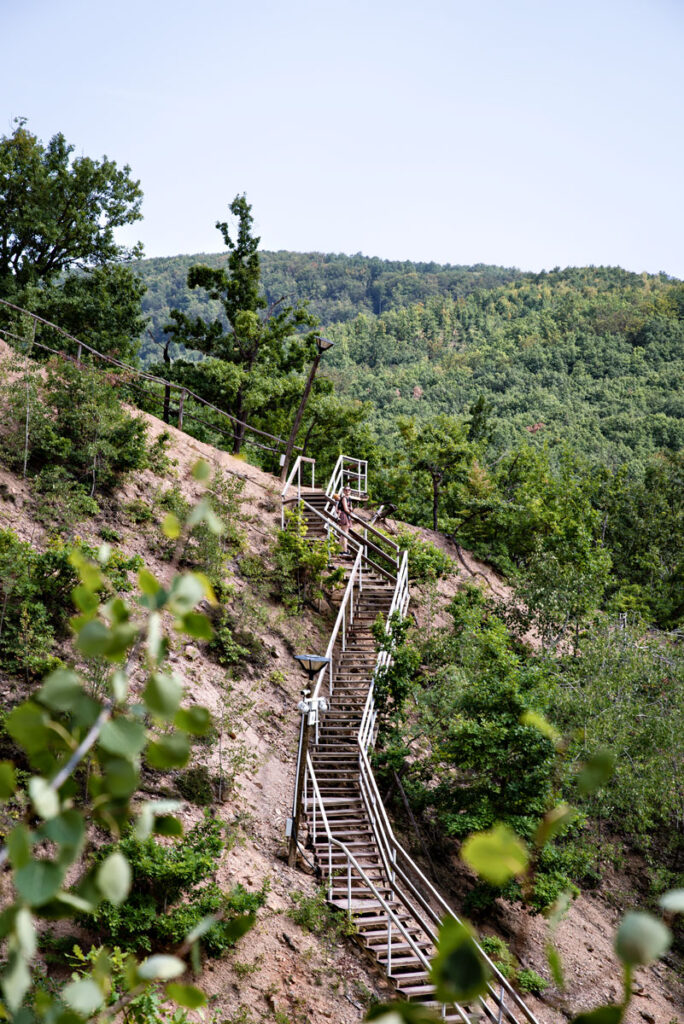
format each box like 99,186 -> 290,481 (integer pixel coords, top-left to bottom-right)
165,195 -> 317,453
399,415 -> 473,531
0,120 -> 143,300
38,264 -> 147,362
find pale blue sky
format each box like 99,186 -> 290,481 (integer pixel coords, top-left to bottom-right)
2,0 -> 683,276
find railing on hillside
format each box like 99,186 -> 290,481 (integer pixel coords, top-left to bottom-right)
0,299 -> 297,457
305,758 -> 475,1024
285,457 -> 540,1024
305,736 -> 534,1023
280,455 -> 316,528
281,455 -> 400,581
325,454 -> 368,501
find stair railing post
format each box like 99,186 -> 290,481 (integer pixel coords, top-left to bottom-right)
387,910 -> 392,977
177,389 -> 185,430
347,857 -> 351,909
328,844 -> 332,900
288,695 -> 312,867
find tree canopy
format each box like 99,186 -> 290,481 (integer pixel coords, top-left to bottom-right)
0,120 -> 143,300
163,195 -> 318,452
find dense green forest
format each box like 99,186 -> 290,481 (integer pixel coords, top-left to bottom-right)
325,267 -> 684,462
132,244 -> 683,630
134,250 -> 521,360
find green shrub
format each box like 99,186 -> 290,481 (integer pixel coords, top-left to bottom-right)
176,765 -> 215,805
515,968 -> 549,996
99,525 -> 122,543
395,526 -> 455,583
33,466 -> 100,536
64,944 -> 190,1024
479,936 -> 549,996
274,503 -> 343,611
86,813 -> 267,956
0,357 -> 149,495
125,498 -> 156,523
147,430 -> 174,475
479,936 -> 516,979
208,609 -> 268,672
0,530 -> 78,677
287,888 -> 354,944
156,470 -> 245,583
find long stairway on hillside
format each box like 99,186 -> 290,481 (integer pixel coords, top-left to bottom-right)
282,455 -> 540,1024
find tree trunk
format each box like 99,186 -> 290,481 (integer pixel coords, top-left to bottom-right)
432,474 -> 440,532
233,389 -> 245,455
162,338 -> 171,424
301,414 -> 319,457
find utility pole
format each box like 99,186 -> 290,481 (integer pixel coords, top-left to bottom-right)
280,337 -> 334,483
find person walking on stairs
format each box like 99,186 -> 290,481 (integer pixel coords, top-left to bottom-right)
338,485 -> 353,557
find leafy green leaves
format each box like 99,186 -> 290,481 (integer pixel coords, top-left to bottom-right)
137,955 -> 186,980
614,912 -> 671,966
429,917 -> 490,1003
14,860 -> 65,906
0,472 -> 223,1019
99,718 -> 147,761
166,983 -> 207,1008
97,852 -> 132,905
62,978 -> 105,1015
0,762 -> 17,801
461,824 -> 529,886
28,777 -> 60,820
571,1008 -> 623,1024
659,889 -> 684,914
577,750 -> 616,796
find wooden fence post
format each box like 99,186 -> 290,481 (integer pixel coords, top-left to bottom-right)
178,389 -> 186,430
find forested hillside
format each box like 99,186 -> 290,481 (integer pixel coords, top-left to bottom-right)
325,266 -> 684,463
135,249 -> 684,630
135,251 -> 521,360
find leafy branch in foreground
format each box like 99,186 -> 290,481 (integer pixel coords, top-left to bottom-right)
0,460 -> 255,1021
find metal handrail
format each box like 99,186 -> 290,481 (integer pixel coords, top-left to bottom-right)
325,454 -> 368,501
287,461 -> 539,1024
348,509 -> 400,559
356,747 -> 535,1023
304,756 -> 473,1024
280,455 -> 316,527
350,546 -> 538,1024
0,300 -> 297,455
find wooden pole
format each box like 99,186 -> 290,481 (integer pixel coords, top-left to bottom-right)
280,352 -> 322,483
178,389 -> 186,430
22,321 -> 36,480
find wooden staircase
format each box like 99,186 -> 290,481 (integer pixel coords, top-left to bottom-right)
283,455 -> 540,1024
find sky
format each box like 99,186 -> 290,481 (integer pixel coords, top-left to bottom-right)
2,0 -> 683,277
